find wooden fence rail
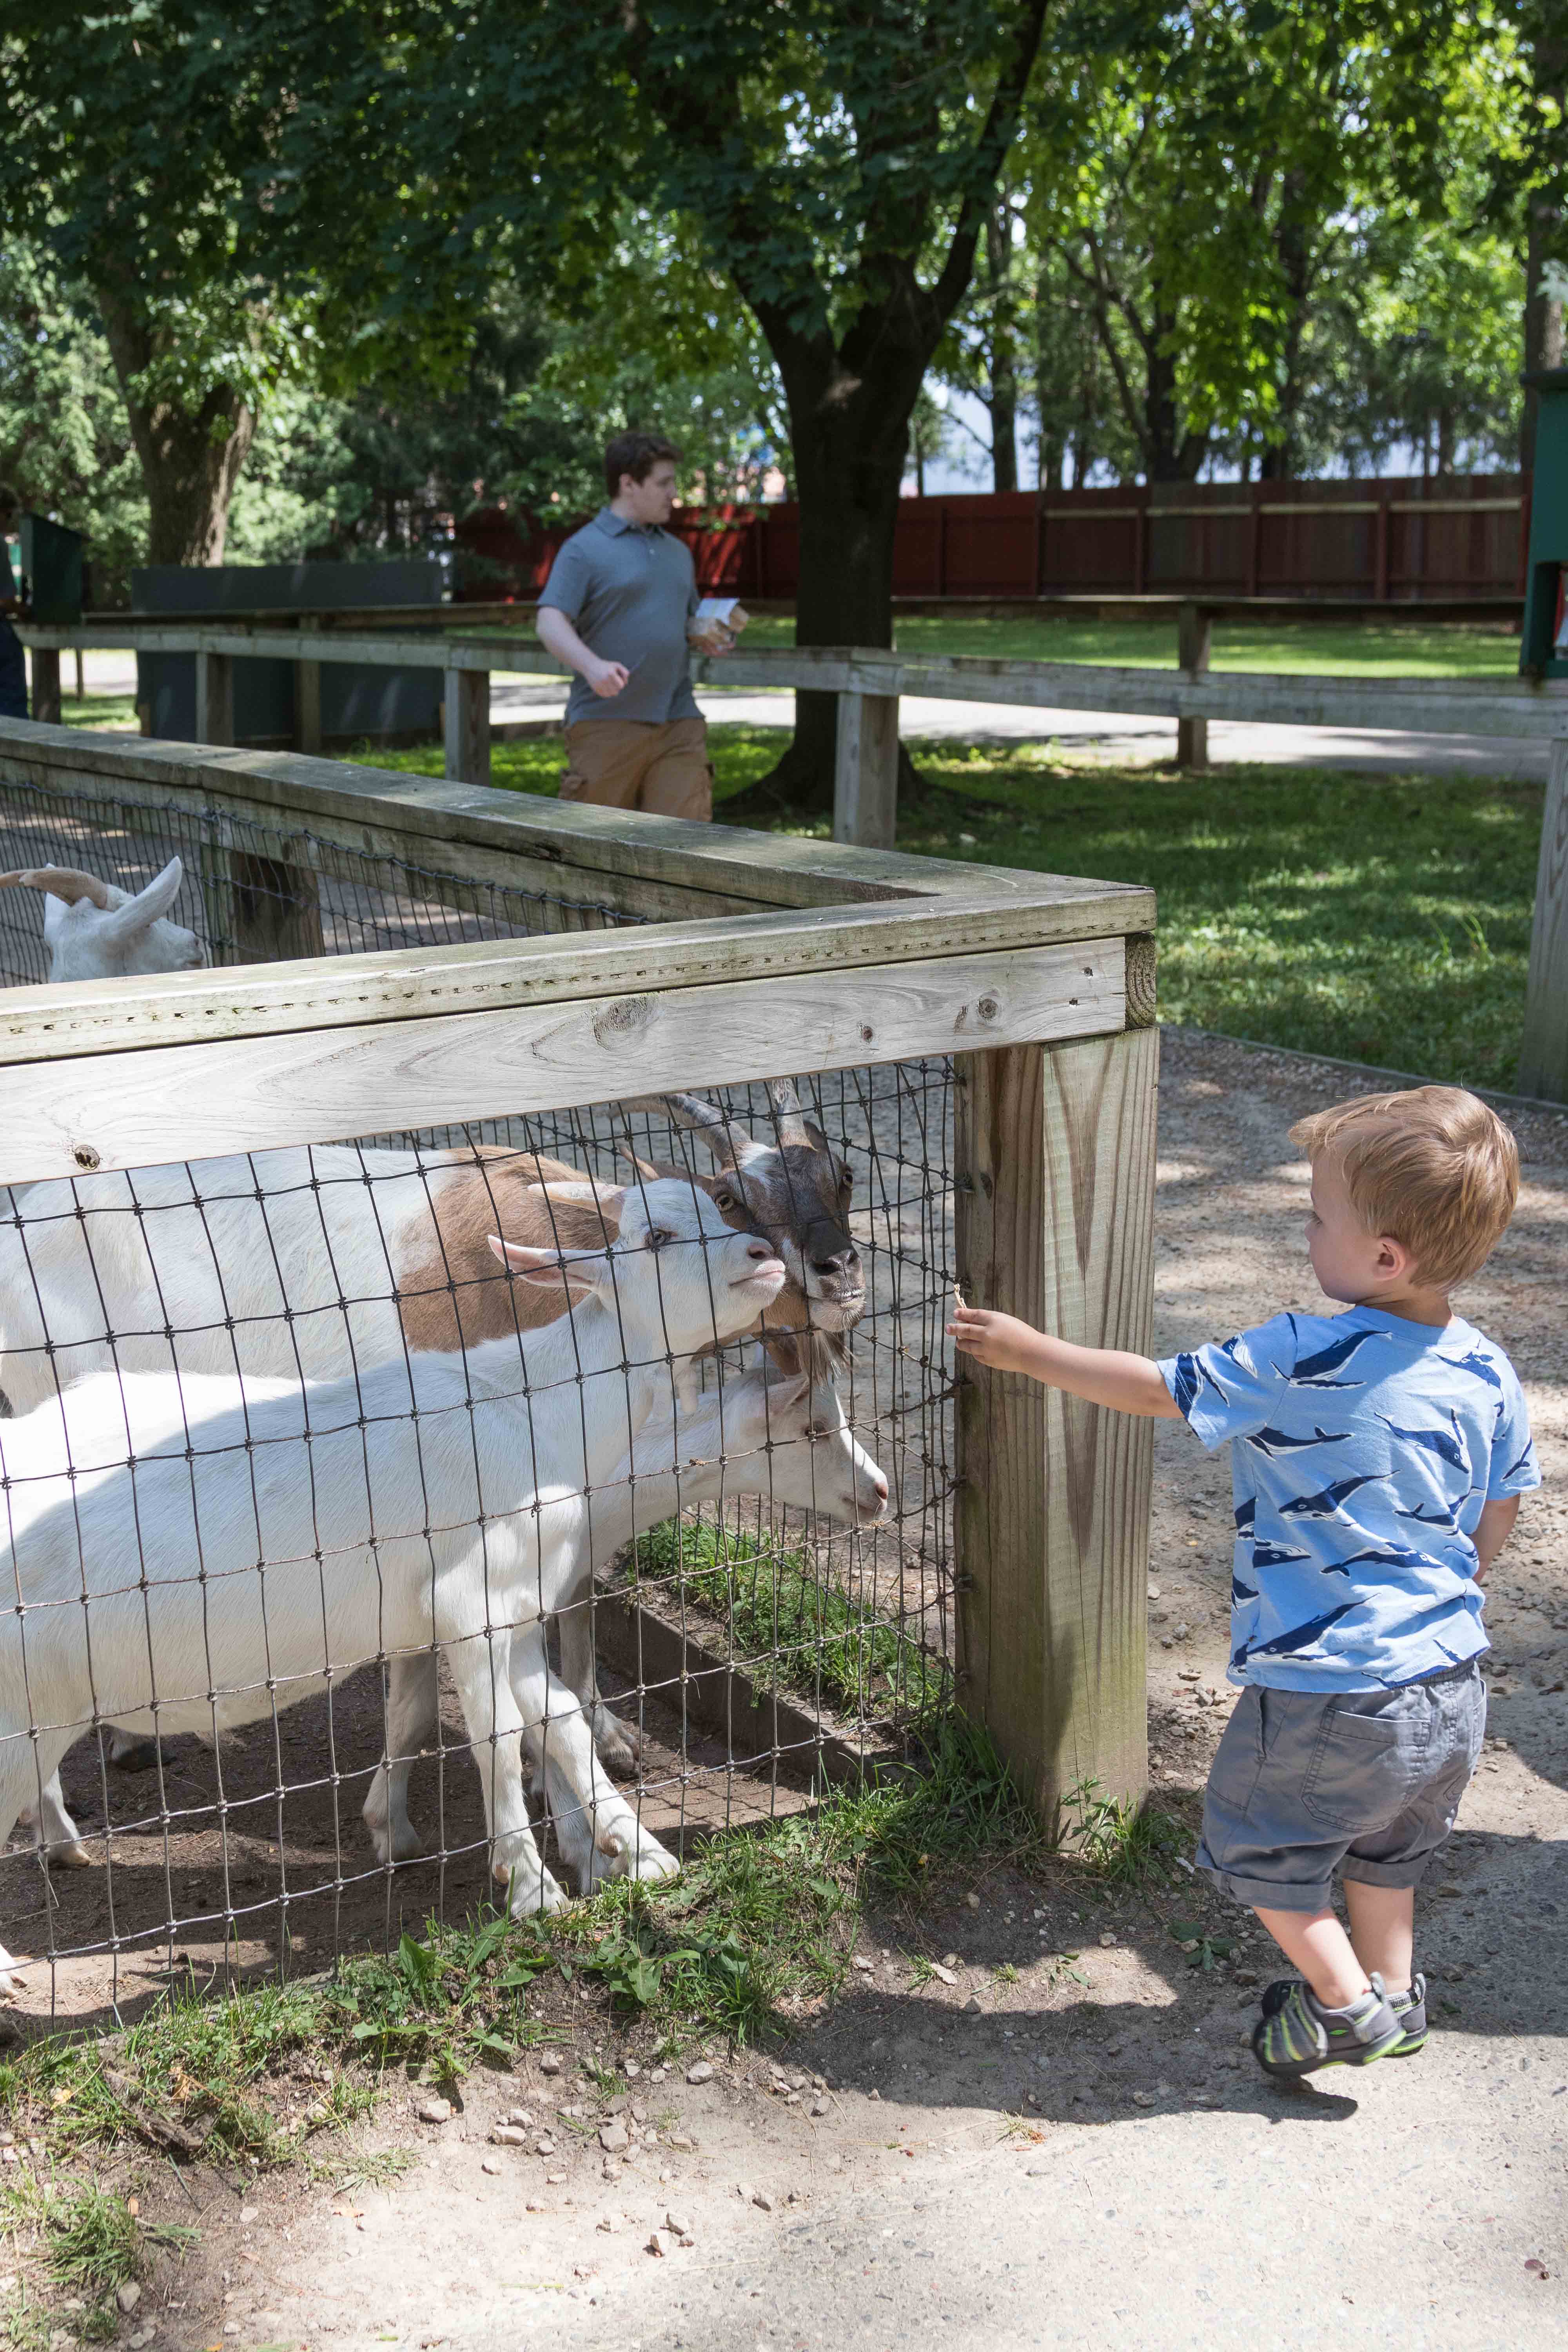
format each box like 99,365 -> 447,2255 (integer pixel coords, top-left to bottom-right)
20,614 -> 1568,1098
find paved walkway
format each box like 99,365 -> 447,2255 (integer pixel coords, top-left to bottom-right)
494,680 -> 1552,780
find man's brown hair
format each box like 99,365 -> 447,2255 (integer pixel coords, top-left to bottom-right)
1289,1085 -> 1519,1289
604,431 -> 680,500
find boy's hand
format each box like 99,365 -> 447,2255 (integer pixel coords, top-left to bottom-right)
948,1284 -> 1181,1418
947,1302 -> 1042,1377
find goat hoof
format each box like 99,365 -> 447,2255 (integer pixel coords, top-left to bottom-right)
504,1866 -> 568,1918
590,1828 -> 679,1887
49,1840 -> 94,1872
366,1821 -> 424,1869
107,1740 -> 159,1775
593,1710 -> 641,1777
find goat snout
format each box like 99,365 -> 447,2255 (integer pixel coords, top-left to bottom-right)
859,1470 -> 890,1523
804,1226 -> 863,1294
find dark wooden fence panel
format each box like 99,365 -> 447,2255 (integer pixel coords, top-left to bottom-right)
454,475 -> 1526,608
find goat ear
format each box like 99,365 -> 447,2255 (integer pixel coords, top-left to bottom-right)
101,856 -> 183,944
617,1146 -> 726,1195
766,1370 -> 813,1413
487,1234 -> 604,1296
532,1181 -> 626,1222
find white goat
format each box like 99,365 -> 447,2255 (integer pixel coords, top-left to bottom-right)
363,1365 -> 890,1882
0,1179 -> 786,1986
0,1132 -> 843,1796
0,859 -> 201,981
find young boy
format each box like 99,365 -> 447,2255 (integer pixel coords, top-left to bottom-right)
947,1085 -> 1539,2079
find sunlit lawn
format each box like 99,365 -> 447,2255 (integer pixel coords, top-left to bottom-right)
56,692 -> 140,731
431,610 -> 1523,678
353,724 -> 1540,1094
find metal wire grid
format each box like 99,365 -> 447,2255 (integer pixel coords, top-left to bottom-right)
0,773 -> 641,985
0,1064 -> 956,2021
0,768 -> 956,2017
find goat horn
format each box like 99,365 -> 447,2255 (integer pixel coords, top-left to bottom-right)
622,1091 -> 759,1167
0,866 -> 113,909
765,1076 -> 812,1142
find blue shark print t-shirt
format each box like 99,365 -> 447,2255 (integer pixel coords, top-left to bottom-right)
1158,1305 -> 1539,1692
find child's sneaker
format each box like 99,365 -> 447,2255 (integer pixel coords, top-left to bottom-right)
1260,1970 -> 1427,2056
1251,1972 -> 1405,2078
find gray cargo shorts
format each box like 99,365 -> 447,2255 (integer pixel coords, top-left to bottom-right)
1196,1661 -> 1485,1913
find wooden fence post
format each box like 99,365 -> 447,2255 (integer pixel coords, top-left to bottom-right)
29,646 -> 62,724
294,658 -> 323,755
1519,733 -> 1568,1100
443,666 -> 490,787
194,649 -> 234,746
955,967 -> 1158,1817
833,690 -> 900,849
1176,600 -> 1211,769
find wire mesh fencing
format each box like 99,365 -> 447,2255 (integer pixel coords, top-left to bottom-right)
0,766 -> 959,2023
0,771 -> 641,987
0,1058 -> 956,2023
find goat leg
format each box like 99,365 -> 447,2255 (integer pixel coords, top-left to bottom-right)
441,1622 -> 565,1916
17,1771 -> 92,1871
556,1585 -> 641,1776
513,1627 -> 675,1892
362,1652 -> 441,1867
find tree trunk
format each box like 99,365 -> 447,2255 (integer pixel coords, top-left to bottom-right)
987,207 -> 1019,493
98,289 -> 256,566
730,339 -> 926,819
1143,314 -> 1207,482
1521,22 -> 1568,471
1259,168 -> 1313,483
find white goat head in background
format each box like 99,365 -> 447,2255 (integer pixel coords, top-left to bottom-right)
0,858 -> 202,980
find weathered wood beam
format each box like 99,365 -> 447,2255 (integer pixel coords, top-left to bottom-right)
1520,734 -> 1568,1099
194,649 -> 234,746
833,690 -> 900,849
0,720 -> 1152,925
956,1020 -> 1159,1817
1176,599 -> 1211,770
0,939 -> 1127,1185
442,666 -> 491,788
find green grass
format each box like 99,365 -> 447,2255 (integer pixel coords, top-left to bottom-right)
54,691 -> 139,732
627,1513 -> 946,1723
427,610 -> 1521,676
0,2172 -> 195,2345
1061,1778 -> 1184,1891
892,742 -> 1540,1092
347,726 -> 1541,1091
745,610 -> 1524,677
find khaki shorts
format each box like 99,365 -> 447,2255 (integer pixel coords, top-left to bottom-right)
559,717 -> 713,821
1196,1661 -> 1485,1913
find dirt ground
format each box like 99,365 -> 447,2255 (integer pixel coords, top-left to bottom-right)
7,1029 -> 1567,2352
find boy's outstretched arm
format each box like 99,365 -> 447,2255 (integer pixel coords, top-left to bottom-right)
947,1303 -> 1181,1418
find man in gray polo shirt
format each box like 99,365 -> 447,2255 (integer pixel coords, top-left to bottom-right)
536,430 -> 724,821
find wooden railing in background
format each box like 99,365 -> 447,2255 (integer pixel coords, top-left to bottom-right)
20,615 -> 1568,1100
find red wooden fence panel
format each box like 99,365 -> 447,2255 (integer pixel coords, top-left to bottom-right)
453,476 -> 1525,607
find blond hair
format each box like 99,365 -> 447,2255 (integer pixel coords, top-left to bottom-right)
1288,1086 -> 1519,1289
